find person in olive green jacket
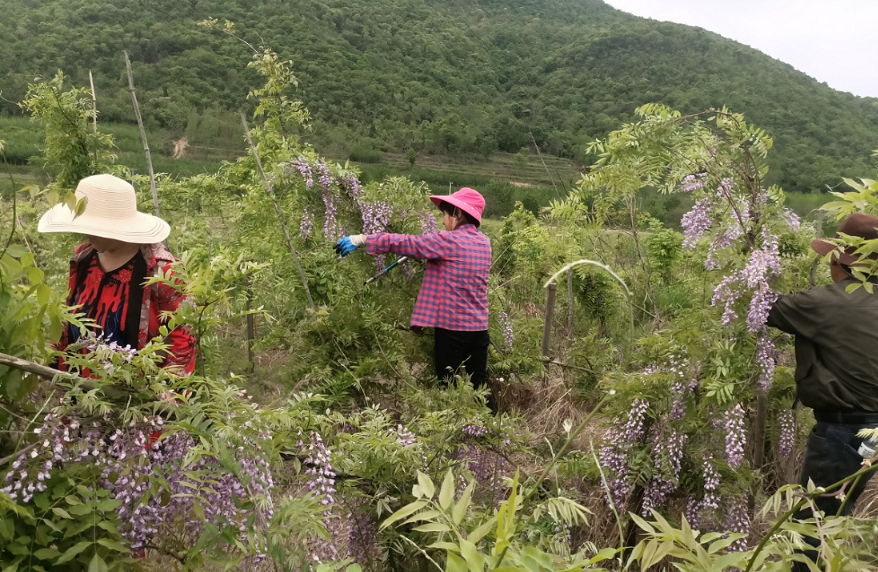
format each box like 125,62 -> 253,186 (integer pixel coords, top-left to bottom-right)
767,213 -> 878,568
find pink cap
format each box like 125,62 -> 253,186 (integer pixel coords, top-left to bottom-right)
430,187 -> 485,227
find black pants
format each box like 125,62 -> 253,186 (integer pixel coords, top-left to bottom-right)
434,328 -> 493,411
792,421 -> 878,571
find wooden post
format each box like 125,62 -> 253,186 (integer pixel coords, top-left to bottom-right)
88,70 -> 97,133
541,283 -> 557,357
810,210 -> 824,286
567,268 -> 574,336
124,51 -> 160,219
246,273 -> 255,370
240,114 -> 315,312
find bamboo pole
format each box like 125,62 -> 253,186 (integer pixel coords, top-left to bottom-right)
240,114 -> 315,312
124,51 -> 161,219
567,267 -> 574,336
529,131 -> 559,198
88,70 -> 97,133
541,283 -> 557,357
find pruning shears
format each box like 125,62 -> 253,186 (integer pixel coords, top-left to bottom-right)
364,256 -> 409,285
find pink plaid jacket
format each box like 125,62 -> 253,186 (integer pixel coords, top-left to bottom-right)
366,225 -> 491,331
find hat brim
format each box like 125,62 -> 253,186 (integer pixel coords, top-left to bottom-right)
38,203 -> 170,244
811,238 -> 877,267
430,195 -> 482,227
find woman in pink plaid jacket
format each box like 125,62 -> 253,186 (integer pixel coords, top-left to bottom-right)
336,188 -> 494,411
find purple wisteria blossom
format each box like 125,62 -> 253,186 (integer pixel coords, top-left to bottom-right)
723,496 -> 750,552
755,334 -> 777,394
681,199 -> 713,249
642,428 -> 688,515
463,424 -> 488,438
454,444 -> 508,505
700,455 -> 721,512
781,208 -> 801,232
388,424 -> 416,447
299,207 -> 314,240
779,409 -> 795,460
705,224 -> 744,271
600,400 -> 650,510
680,173 -> 707,193
711,229 -> 781,330
724,404 -> 747,469
303,431 -> 340,563
498,311 -> 514,351
686,495 -> 702,529
3,414 -> 273,555
291,158 -> 314,188
418,210 -> 440,234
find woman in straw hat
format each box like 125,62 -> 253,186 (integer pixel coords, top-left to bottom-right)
334,188 -> 495,411
39,174 -> 196,375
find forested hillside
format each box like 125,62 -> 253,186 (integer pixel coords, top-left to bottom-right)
1,0 -> 877,192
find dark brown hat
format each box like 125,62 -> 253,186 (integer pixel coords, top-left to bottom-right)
811,212 -> 878,266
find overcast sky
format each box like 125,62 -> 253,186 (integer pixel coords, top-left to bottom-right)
603,0 -> 878,98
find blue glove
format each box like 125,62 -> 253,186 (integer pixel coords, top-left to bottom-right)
335,235 -> 366,257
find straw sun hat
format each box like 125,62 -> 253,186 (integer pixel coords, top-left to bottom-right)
38,174 -> 170,243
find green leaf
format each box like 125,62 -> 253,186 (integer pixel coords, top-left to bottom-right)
65,496 -> 82,506
428,541 -> 461,551
97,538 -> 129,553
417,471 -> 435,499
96,498 -> 122,512
52,507 -> 73,519
379,499 -> 429,530
345,565 -> 362,572
5,245 -> 27,258
56,541 -> 92,564
452,481 -> 474,525
2,559 -> 22,572
446,551 -> 467,572
467,516 -> 496,545
413,523 -> 452,533
439,469 -> 455,510
37,284 -> 52,306
33,548 -> 61,560
27,267 -> 44,285
88,552 -> 109,572
459,539 -> 484,572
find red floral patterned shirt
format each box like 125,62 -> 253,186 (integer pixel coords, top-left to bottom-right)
59,243 -> 196,375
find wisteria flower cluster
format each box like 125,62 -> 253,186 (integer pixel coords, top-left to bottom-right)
67,332 -> 137,373
388,424 -> 417,447
600,399 -> 650,510
299,207 -> 314,240
454,444 -> 509,505
302,431 -> 340,563
711,230 -> 781,330
778,409 -> 795,460
4,414 -> 274,554
723,404 -> 747,469
497,311 -> 514,351
723,496 -> 751,551
680,172 -> 707,193
681,198 -> 712,249
642,428 -> 688,515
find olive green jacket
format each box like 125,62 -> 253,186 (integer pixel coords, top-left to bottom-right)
768,278 -> 878,412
